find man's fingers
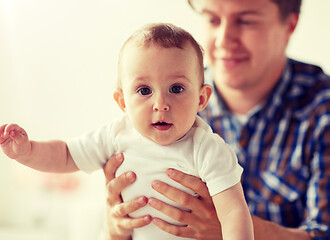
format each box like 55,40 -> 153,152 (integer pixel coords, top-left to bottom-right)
167,168 -> 211,199
106,171 -> 136,204
111,199 -> 151,236
150,198 -> 222,240
152,218 -> 195,239
103,153 -> 124,183
152,180 -> 203,210
119,215 -> 152,230
107,209 -> 152,237
112,196 -> 148,217
148,197 -> 197,226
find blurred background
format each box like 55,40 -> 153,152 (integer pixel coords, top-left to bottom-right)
0,0 -> 329,239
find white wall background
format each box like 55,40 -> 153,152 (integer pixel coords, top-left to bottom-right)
0,0 -> 329,239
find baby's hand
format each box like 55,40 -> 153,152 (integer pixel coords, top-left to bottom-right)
0,124 -> 31,160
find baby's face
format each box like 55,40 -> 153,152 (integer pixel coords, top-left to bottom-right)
117,43 -> 207,145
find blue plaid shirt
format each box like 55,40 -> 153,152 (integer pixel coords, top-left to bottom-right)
199,59 -> 330,239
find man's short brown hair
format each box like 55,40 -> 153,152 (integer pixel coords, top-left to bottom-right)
188,0 -> 302,21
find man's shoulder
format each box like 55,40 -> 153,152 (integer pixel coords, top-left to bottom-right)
290,59 -> 325,74
287,59 -> 330,118
289,59 -> 330,85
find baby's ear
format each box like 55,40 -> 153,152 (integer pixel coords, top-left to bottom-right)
198,84 -> 212,112
113,89 -> 126,112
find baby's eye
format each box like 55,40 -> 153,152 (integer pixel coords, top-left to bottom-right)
138,87 -> 152,95
170,85 -> 184,94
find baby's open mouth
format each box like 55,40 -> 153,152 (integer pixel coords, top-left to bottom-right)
152,121 -> 173,130
153,121 -> 170,126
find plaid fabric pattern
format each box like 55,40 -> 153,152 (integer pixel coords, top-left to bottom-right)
199,59 -> 330,239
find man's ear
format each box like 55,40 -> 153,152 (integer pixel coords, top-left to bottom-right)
198,84 -> 212,112
286,13 -> 299,35
113,89 -> 126,112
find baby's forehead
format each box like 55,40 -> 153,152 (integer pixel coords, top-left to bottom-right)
120,42 -> 200,76
117,40 -> 204,88
120,40 -> 198,65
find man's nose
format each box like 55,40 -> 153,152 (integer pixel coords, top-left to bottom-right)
215,20 -> 239,50
153,95 -> 169,112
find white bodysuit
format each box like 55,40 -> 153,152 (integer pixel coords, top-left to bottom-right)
67,114 -> 243,240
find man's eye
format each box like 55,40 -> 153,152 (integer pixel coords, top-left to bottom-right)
170,85 -> 184,94
202,14 -> 220,26
210,18 -> 220,25
237,19 -> 253,25
138,87 -> 152,95
208,16 -> 220,26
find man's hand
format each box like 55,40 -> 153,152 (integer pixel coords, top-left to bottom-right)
252,215 -> 312,240
0,124 -> 31,160
148,168 -> 222,240
148,168 -> 312,240
103,153 -> 152,240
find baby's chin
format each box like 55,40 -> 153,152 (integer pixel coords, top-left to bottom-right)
149,137 -> 175,146
147,133 -> 187,146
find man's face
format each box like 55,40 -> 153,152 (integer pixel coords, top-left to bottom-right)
199,0 -> 297,94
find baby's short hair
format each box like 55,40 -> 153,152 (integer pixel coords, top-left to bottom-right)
117,23 -> 204,89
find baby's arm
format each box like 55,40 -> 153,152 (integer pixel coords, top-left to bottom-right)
0,124 -> 79,173
212,182 -> 254,240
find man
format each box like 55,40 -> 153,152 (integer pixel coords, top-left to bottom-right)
103,0 -> 330,239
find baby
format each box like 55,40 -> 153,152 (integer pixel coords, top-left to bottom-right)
0,23 -> 253,240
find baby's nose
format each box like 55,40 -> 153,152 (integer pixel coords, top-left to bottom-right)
153,97 -> 169,112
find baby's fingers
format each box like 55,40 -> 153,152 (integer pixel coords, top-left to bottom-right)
3,124 -> 28,145
0,124 -> 10,144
